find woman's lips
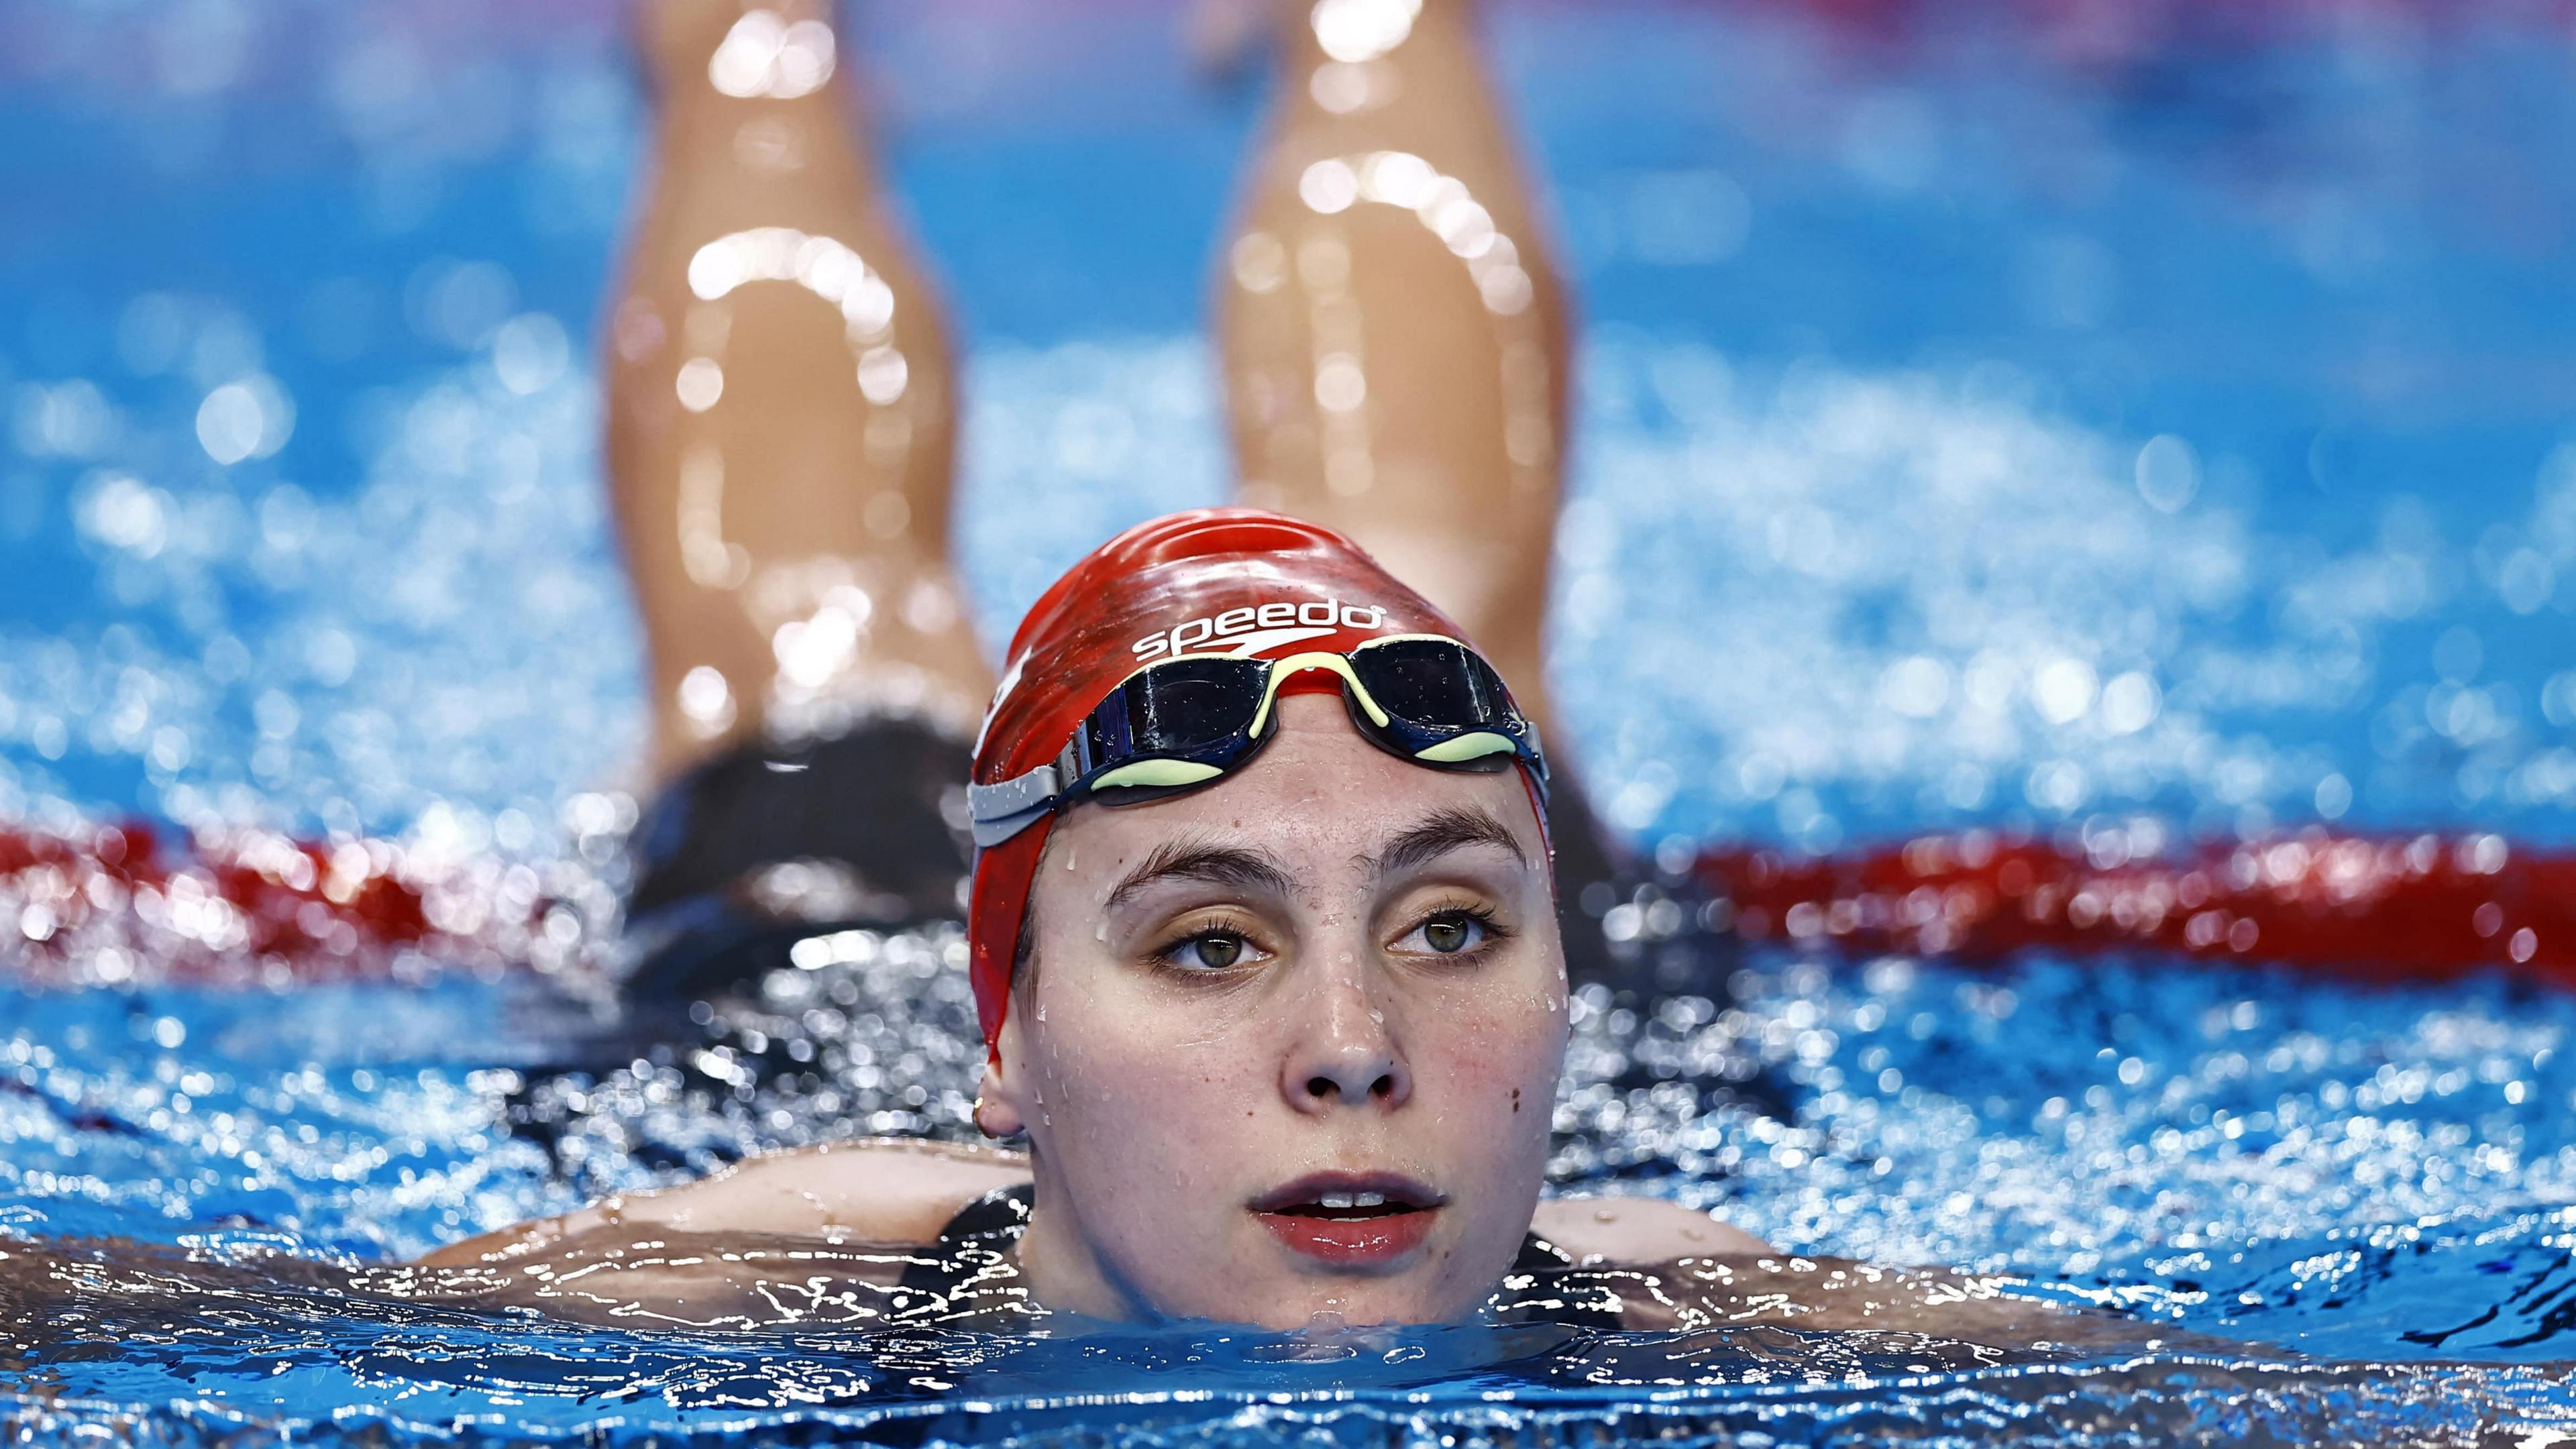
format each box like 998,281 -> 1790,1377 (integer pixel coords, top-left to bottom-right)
1256,1205 -> 1438,1265
1250,1173 -> 1442,1267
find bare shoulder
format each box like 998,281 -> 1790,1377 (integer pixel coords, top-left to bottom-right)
1530,1194 -> 1770,1265
419,1138 -> 1028,1266
659,1137 -> 1031,1243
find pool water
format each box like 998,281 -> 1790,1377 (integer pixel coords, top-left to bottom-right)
15,941 -> 2576,1443
7,0 -> 2576,1444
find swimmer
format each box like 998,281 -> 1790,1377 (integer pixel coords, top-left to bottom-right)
426,510 -> 2204,1354
419,507 -> 2216,1354
416,1 -> 2156,1344
445,508 -> 1768,1330
431,0 -> 1770,1331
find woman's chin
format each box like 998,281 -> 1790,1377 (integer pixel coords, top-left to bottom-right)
1214,1279 -> 1462,1334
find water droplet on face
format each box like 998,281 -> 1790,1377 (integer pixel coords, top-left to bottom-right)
1095,922 -> 1108,942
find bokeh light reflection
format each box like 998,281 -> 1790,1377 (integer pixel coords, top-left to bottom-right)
3,0 -> 2576,1441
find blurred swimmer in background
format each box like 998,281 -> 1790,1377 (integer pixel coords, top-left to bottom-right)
409,0 -> 2194,1350
604,0 -> 1611,1010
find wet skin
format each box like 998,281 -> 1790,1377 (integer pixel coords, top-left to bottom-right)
980,690 -> 1569,1329
422,692 -> 1772,1322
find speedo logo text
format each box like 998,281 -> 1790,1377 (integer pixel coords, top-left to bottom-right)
1130,598 -> 1389,661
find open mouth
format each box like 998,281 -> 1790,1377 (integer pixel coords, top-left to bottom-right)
1273,1190 -> 1418,1221
1252,1174 -> 1443,1265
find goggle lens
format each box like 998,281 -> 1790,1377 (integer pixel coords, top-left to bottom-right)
1105,657 -> 1265,753
1081,657 -> 1267,804
1349,638 -> 1515,729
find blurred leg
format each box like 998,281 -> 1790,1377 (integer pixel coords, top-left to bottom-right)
612,0 -> 989,785
1214,0 -> 1570,733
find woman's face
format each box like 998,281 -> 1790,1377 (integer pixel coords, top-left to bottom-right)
981,691 -> 1568,1330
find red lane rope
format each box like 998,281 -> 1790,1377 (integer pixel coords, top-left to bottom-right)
0,822 -> 556,985
1695,828 -> 2576,987
4,819 -> 2571,988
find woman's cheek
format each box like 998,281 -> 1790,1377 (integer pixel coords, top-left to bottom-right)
1069,1042 -> 1257,1218
1051,1006 -> 1240,1119
1419,1010 -> 1561,1138
1439,965 -> 1564,1061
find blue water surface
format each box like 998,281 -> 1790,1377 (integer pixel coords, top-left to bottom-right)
6,0 -> 2576,1444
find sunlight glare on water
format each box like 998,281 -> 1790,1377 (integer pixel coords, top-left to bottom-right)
6,0 -> 2576,1444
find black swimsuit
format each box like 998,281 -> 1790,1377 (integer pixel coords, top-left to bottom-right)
894,1185 -> 1627,1331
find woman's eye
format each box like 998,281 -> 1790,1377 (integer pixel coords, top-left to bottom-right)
1169,932 -> 1250,971
1409,910 -> 1489,955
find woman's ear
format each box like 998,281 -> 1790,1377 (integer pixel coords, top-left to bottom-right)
972,1012 -> 1032,1139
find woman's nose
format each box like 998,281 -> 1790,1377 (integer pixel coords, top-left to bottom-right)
1282,967 -> 1412,1114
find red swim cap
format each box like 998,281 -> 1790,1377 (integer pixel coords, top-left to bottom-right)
967,508 -> 1531,1054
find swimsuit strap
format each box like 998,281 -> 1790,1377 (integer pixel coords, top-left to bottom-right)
1494,1231 -> 1629,1330
935,1181 -> 1036,1249
912,1187 -> 1574,1273
890,1182 -> 1038,1323
896,1185 -> 1621,1330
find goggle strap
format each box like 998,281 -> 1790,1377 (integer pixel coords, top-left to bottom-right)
967,759 -> 1065,848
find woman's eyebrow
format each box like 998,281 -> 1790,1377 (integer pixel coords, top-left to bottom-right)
1102,837 -> 1299,912
1364,806 -> 1529,877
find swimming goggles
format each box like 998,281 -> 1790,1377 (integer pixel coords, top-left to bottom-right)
967,634 -> 1546,847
